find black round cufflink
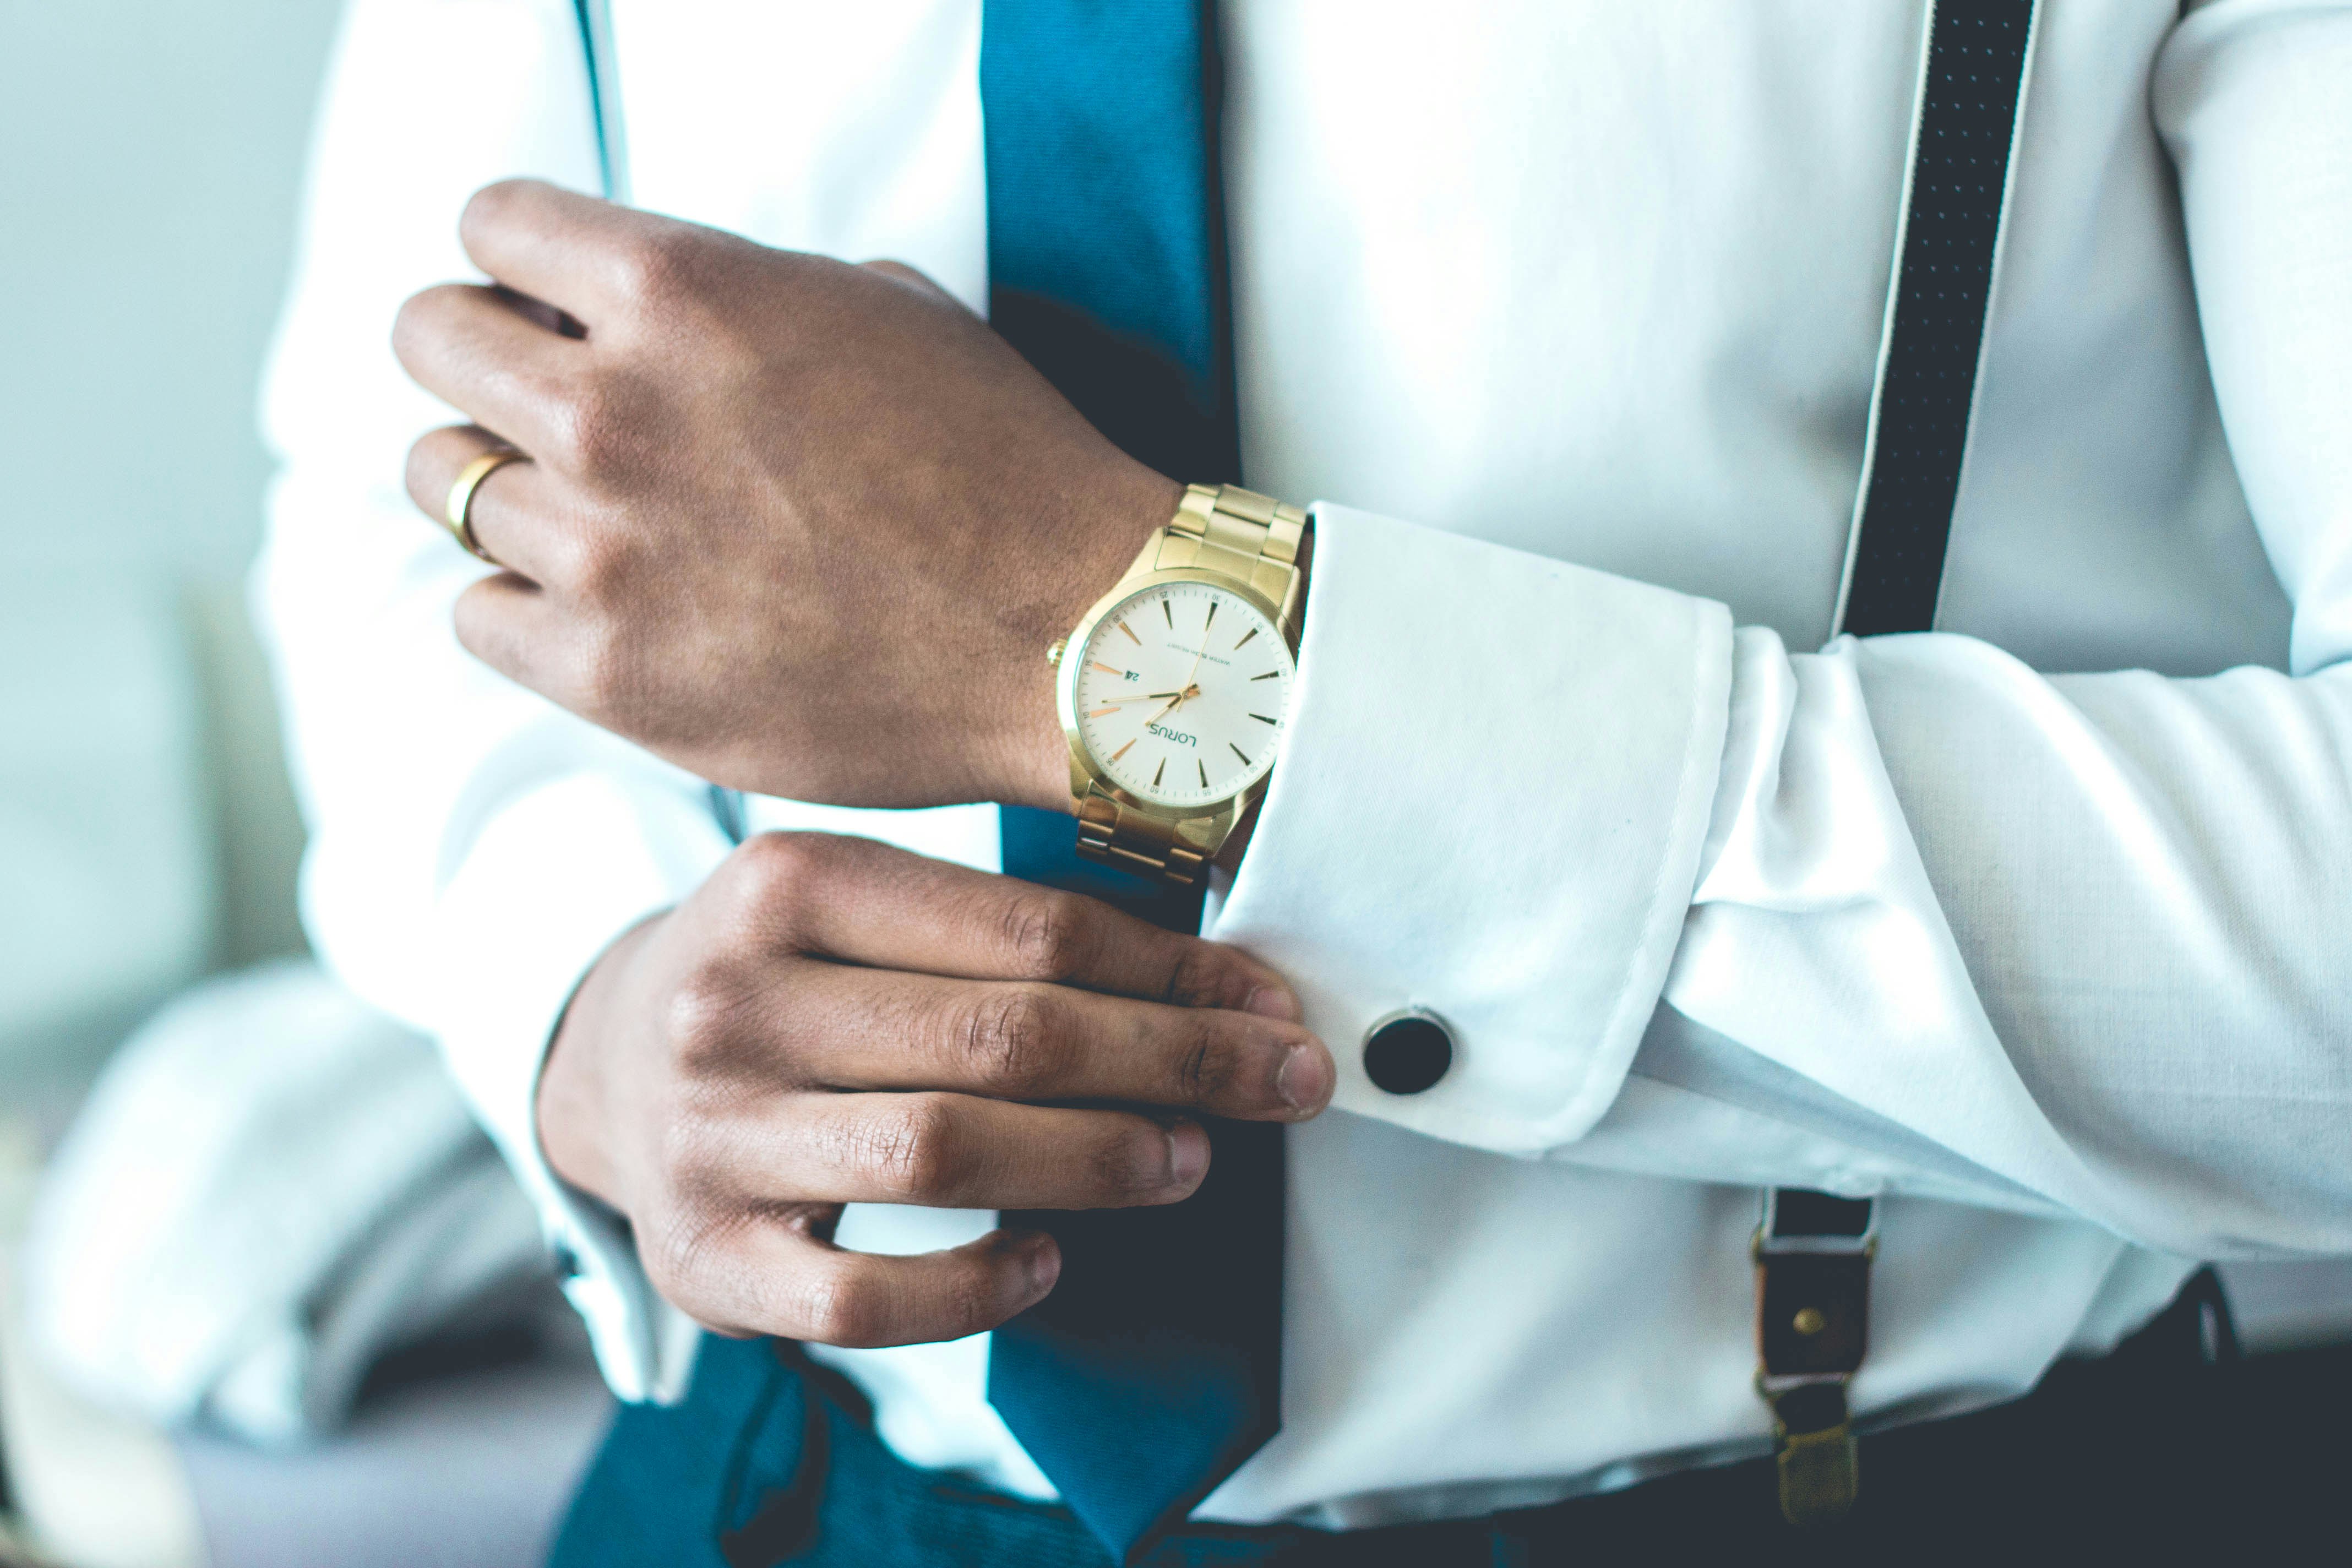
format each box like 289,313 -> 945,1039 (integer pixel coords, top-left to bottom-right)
1362,1007 -> 1453,1095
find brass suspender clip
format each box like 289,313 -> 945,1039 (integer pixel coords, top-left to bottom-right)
1752,1189 -> 1877,1527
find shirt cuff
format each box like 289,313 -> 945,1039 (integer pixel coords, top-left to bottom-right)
426,770 -> 731,1403
1209,504 -> 1734,1154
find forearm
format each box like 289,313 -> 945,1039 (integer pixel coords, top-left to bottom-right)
1212,507 -> 2352,1257
1664,627 -> 2352,1255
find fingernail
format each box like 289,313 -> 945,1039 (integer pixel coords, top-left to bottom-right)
1167,1120 -> 1211,1186
1275,1041 -> 1333,1113
1019,1235 -> 1060,1297
1244,984 -> 1303,1022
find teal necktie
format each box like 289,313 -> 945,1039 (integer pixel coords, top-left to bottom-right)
980,4 -> 1283,1563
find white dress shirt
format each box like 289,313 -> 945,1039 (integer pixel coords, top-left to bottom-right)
253,0 -> 2352,1530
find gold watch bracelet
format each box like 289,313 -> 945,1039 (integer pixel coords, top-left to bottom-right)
1074,484 -> 1307,885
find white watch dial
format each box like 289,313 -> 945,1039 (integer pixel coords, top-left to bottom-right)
1071,581 -> 1295,809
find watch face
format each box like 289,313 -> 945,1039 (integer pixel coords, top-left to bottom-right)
1072,580 -> 1295,810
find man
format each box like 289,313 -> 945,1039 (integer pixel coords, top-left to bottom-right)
257,1 -> 2352,1562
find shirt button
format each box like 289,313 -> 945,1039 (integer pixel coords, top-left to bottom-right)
1362,1009 -> 1453,1095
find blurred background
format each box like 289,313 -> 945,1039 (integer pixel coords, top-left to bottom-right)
2,0 -> 323,1084
1,4 -> 608,1564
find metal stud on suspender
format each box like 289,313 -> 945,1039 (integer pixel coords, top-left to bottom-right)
1754,1190 -> 1878,1525
1756,0 -> 2037,1526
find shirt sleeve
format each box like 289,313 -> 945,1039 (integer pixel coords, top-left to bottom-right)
1211,1 -> 2352,1262
252,0 -> 722,1403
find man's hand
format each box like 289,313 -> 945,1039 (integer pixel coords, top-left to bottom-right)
394,179 -> 1181,814
537,832 -> 1333,1347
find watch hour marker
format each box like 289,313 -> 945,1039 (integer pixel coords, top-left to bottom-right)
1162,599 -> 1174,629
1088,706 -> 1119,718
1110,739 -> 1135,761
1249,671 -> 1281,681
1229,743 -> 1252,766
1250,712 -> 1277,725
1152,758 -> 1166,787
1233,627 -> 1259,650
1197,759 -> 1208,788
1090,662 -> 1125,677
1204,601 -> 1217,632
1117,622 -> 1141,645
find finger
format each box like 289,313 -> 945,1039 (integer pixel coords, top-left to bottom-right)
679,1221 -> 1061,1348
406,424 -> 578,584
451,571 -> 575,695
459,177 -> 692,326
500,286 -> 587,340
393,282 -> 580,452
732,1092 -> 1212,1212
765,962 -> 1330,1121
719,832 -> 1305,1020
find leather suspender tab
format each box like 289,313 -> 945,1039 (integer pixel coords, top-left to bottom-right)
1753,1189 -> 1876,1527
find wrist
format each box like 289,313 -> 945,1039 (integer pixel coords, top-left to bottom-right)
536,912 -> 664,1211
997,462 -> 1183,812
1031,485 -> 1312,870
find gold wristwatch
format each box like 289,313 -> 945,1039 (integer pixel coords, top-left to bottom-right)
1047,483 -> 1307,885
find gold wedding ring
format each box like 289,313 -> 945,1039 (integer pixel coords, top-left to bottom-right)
444,447 -> 527,564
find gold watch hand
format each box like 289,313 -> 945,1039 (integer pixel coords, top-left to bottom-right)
1178,640 -> 1208,705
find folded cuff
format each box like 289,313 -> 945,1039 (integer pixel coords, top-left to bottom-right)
1210,504 -> 1734,1153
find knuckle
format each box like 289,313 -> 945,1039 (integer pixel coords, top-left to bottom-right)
935,1262 -> 1000,1340
389,283 -> 462,359
540,529 -> 602,602
1178,1014 -> 1239,1103
638,1229 -> 696,1306
637,1204 -> 734,1311
740,829 -> 831,886
562,516 -> 634,603
796,1256 -> 994,1348
447,589 -> 502,665
860,257 -> 923,288
853,1095 -> 967,1202
1158,942 -> 1230,1009
610,222 -> 704,310
562,617 -> 640,723
1090,1119 -> 1172,1199
647,1111 -> 723,1203
662,960 -> 752,1073
459,178 -> 533,241
960,985 -> 1061,1093
793,1268 -> 885,1347
545,373 -> 635,478
727,832 -> 834,925
997,889 -> 1094,982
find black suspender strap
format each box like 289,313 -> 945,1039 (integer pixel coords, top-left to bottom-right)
1833,0 -> 2038,641
1758,0 -> 2037,1527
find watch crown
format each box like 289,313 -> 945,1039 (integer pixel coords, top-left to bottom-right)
1046,638 -> 1067,667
